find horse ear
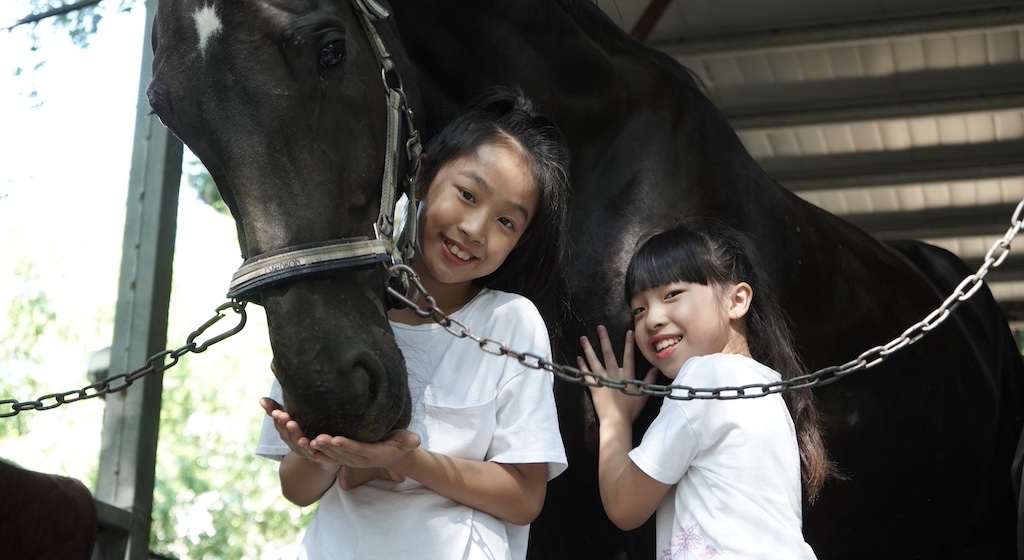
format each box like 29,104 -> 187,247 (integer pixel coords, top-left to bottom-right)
727,282 -> 752,321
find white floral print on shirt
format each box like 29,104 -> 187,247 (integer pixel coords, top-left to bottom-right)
661,523 -> 722,559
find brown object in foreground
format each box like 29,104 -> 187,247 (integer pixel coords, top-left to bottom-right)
0,459 -> 98,559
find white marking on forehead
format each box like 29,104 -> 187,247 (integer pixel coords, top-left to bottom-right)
193,4 -> 223,55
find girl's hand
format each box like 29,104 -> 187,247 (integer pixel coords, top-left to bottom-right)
260,397 -> 338,468
578,326 -> 657,425
308,429 -> 422,471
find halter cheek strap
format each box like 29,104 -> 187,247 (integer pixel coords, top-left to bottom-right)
226,0 -> 421,301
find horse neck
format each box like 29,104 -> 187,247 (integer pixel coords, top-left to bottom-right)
389,1 -> 641,127
390,0 -> 802,230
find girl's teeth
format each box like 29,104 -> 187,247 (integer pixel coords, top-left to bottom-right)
655,337 -> 681,351
446,240 -> 471,261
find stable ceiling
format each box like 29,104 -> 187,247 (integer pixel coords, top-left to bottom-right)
596,0 -> 1024,322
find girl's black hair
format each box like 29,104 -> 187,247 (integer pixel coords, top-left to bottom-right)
415,87 -> 570,327
625,220 -> 837,502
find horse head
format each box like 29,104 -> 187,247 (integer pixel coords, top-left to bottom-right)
148,0 -> 419,441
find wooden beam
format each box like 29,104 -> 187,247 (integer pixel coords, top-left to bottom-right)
631,0 -> 674,42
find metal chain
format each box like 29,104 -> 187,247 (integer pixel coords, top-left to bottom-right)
0,300 -> 248,418
5,198 -> 1021,412
386,197 -> 1024,400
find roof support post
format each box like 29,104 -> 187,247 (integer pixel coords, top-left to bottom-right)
93,0 -> 183,556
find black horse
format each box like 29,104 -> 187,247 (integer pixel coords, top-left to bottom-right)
149,1 -> 1024,559
149,0 -> 422,443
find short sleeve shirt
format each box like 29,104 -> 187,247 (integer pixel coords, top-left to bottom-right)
628,353 -> 817,559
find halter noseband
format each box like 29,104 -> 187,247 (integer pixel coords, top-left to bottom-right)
227,0 -> 421,300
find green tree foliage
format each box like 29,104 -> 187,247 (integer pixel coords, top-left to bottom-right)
8,0 -> 136,104
0,255 -> 105,491
1,261 -> 57,365
185,155 -> 230,217
150,357 -> 312,559
0,260 -> 56,438
12,0 -> 135,46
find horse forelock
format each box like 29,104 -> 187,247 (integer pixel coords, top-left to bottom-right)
193,2 -> 223,56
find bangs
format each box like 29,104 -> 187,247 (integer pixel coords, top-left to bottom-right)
624,227 -> 717,303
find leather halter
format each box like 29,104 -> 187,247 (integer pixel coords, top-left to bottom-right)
227,0 -> 421,300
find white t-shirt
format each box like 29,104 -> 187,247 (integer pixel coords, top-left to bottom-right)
628,353 -> 817,559
256,288 -> 567,560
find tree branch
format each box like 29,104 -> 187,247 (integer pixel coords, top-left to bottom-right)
5,0 -> 104,31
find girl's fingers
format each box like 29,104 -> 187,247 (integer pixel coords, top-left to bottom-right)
582,326 -> 639,385
310,439 -> 353,464
623,330 -> 635,366
269,407 -> 287,422
578,335 -> 603,371
259,397 -> 276,414
597,325 -> 618,370
579,357 -> 602,399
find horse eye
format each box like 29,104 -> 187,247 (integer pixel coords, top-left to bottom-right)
319,40 -> 346,68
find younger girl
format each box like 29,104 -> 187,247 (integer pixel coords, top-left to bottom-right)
257,88 -> 570,560
577,222 -> 833,559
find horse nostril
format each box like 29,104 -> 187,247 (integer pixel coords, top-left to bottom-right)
341,349 -> 386,404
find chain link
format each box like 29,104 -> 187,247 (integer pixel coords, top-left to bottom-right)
1,300 -> 247,418
386,197 -> 1024,400
5,198 -> 1021,413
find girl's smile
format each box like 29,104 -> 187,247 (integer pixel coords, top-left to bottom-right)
442,235 -> 475,262
650,334 -> 683,359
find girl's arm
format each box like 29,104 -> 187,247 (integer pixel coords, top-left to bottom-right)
335,465 -> 405,490
397,447 -> 548,525
595,408 -> 672,530
278,451 -> 340,507
308,430 -> 549,525
578,326 -> 671,530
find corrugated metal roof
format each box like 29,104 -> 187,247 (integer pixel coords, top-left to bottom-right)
599,0 -> 1024,320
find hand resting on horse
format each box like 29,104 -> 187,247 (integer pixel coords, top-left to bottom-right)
259,398 -> 412,498
261,396 -> 549,525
